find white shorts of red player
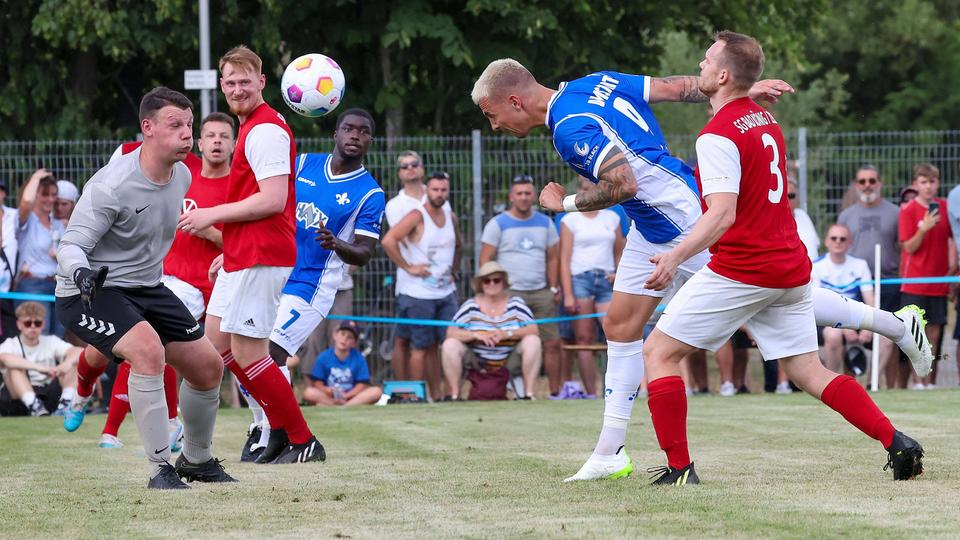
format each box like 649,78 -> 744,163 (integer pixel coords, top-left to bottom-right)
207,265 -> 293,339
656,266 -> 819,360
161,274 -> 205,321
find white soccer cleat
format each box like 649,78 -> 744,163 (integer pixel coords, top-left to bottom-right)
563,448 -> 634,482
894,305 -> 933,377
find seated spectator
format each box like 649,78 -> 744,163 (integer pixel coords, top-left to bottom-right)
303,321 -> 382,407
441,261 -> 542,400
16,168 -> 65,336
811,224 -> 874,374
0,302 -> 81,416
55,180 -> 79,227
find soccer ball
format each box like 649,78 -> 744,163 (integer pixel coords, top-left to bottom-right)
280,53 -> 346,117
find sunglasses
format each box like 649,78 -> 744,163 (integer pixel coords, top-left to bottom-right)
829,236 -> 848,242
20,319 -> 43,328
398,161 -> 421,170
787,193 -> 797,200
481,277 -> 503,285
857,177 -> 879,185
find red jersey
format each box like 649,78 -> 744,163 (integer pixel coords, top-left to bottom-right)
898,198 -> 952,296
694,97 -> 811,288
162,173 -> 228,303
222,103 -> 297,271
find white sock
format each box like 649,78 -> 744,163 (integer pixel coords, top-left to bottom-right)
236,379 -> 265,425
20,391 -> 37,408
868,309 -> 907,341
60,387 -> 76,402
280,365 -> 291,385
594,339 -> 644,456
255,420 -> 272,450
811,287 -> 905,339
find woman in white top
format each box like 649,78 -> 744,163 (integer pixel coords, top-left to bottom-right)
15,168 -> 65,335
559,179 -> 625,398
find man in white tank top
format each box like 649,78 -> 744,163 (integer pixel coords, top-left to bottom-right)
382,172 -> 461,400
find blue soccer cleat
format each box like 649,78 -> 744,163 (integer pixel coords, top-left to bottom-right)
63,397 -> 90,432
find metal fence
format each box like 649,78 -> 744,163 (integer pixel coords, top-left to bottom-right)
1,130 -> 958,385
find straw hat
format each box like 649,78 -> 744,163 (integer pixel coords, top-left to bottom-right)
471,261 -> 510,293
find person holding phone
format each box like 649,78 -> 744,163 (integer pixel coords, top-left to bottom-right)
898,163 -> 953,389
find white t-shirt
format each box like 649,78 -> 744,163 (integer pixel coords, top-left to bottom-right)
0,206 -> 17,292
561,210 -> 620,275
0,334 -> 73,386
793,208 -> 820,260
811,254 -> 873,302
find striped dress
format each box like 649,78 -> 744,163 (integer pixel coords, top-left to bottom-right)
452,296 -> 535,365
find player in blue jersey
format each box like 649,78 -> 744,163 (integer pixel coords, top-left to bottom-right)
471,59 -> 793,482
241,108 -> 384,463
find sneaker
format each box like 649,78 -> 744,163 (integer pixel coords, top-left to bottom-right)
719,381 -> 736,397
63,396 -> 90,432
147,463 -> 190,490
648,462 -> 700,486
563,447 -> 633,482
53,398 -> 70,416
560,381 -> 584,400
174,454 -> 237,483
168,418 -> 184,454
925,384 -> 937,391
272,436 -> 326,464
884,431 -> 924,480
578,393 -> 598,400
98,434 -> 123,449
28,399 -> 50,417
736,385 -> 751,395
775,382 -> 793,395
253,428 -> 288,464
240,424 -> 263,462
894,305 -> 934,377
912,383 -> 925,391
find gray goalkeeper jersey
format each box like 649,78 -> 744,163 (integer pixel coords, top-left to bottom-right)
55,146 -> 191,297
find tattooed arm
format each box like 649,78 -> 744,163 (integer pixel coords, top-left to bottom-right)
573,147 -> 639,211
648,76 -> 708,104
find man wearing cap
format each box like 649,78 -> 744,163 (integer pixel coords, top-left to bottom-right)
55,180 -> 79,228
479,175 -> 560,398
302,320 -> 382,406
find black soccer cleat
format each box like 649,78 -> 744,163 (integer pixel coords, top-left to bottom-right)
240,425 -> 263,463
147,463 -> 190,490
272,436 -> 326,465
174,454 -> 238,483
884,431 -> 924,480
254,428 -> 288,464
648,462 -> 700,486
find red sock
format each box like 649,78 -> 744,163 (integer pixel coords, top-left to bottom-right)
76,349 -> 107,398
647,375 -> 691,470
163,364 -> 179,420
821,375 -> 896,448
243,355 -> 313,445
222,350 -> 283,430
102,362 -> 131,437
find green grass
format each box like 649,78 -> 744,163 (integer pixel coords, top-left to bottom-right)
2,390 -> 959,539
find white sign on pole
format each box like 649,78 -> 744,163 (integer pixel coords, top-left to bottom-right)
184,69 -> 218,90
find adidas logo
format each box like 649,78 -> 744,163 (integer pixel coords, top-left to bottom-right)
243,318 -> 256,327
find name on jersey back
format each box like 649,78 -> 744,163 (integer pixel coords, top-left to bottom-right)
732,110 -> 778,134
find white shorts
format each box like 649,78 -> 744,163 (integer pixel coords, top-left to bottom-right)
613,227 -> 711,297
161,274 -> 205,321
270,284 -> 340,356
656,267 -> 818,360
206,265 -> 293,339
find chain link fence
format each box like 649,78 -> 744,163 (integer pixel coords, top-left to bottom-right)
1,130 -> 957,385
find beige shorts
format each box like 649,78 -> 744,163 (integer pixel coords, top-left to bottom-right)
509,288 -> 558,342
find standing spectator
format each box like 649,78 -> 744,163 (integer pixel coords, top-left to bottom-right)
0,302 -> 81,416
441,262 -> 542,400
559,178 -> 625,399
16,168 -> 65,336
382,171 -> 461,400
811,224 -> 874,374
303,321 -> 382,406
55,180 -> 79,228
838,165 -> 903,388
899,163 -> 952,389
480,175 -> 562,398
0,182 -> 18,339
947,181 -> 960,384
788,179 -> 819,260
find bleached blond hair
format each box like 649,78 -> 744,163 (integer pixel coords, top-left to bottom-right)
470,59 -> 536,105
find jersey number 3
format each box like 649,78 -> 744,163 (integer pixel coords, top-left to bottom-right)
762,133 -> 784,204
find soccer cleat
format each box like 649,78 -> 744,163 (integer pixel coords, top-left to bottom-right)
28,399 -> 50,417
719,381 -> 736,397
147,463 -> 190,490
168,418 -> 184,454
63,397 -> 90,432
271,436 -> 326,465
240,424 -> 264,462
174,454 -> 237,483
648,462 -> 700,486
53,398 -> 71,416
884,431 -> 924,480
563,447 -> 634,482
894,305 -> 934,377
98,434 -> 123,449
254,428 -> 289,464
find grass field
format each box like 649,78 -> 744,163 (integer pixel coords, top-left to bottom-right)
2,389 -> 959,539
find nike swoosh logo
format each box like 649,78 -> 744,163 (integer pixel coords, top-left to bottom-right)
136,205 -> 150,214
154,446 -> 169,454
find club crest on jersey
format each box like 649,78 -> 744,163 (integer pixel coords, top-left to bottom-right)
296,202 -> 329,230
574,142 -> 590,156
182,198 -> 198,213
336,192 -> 350,205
